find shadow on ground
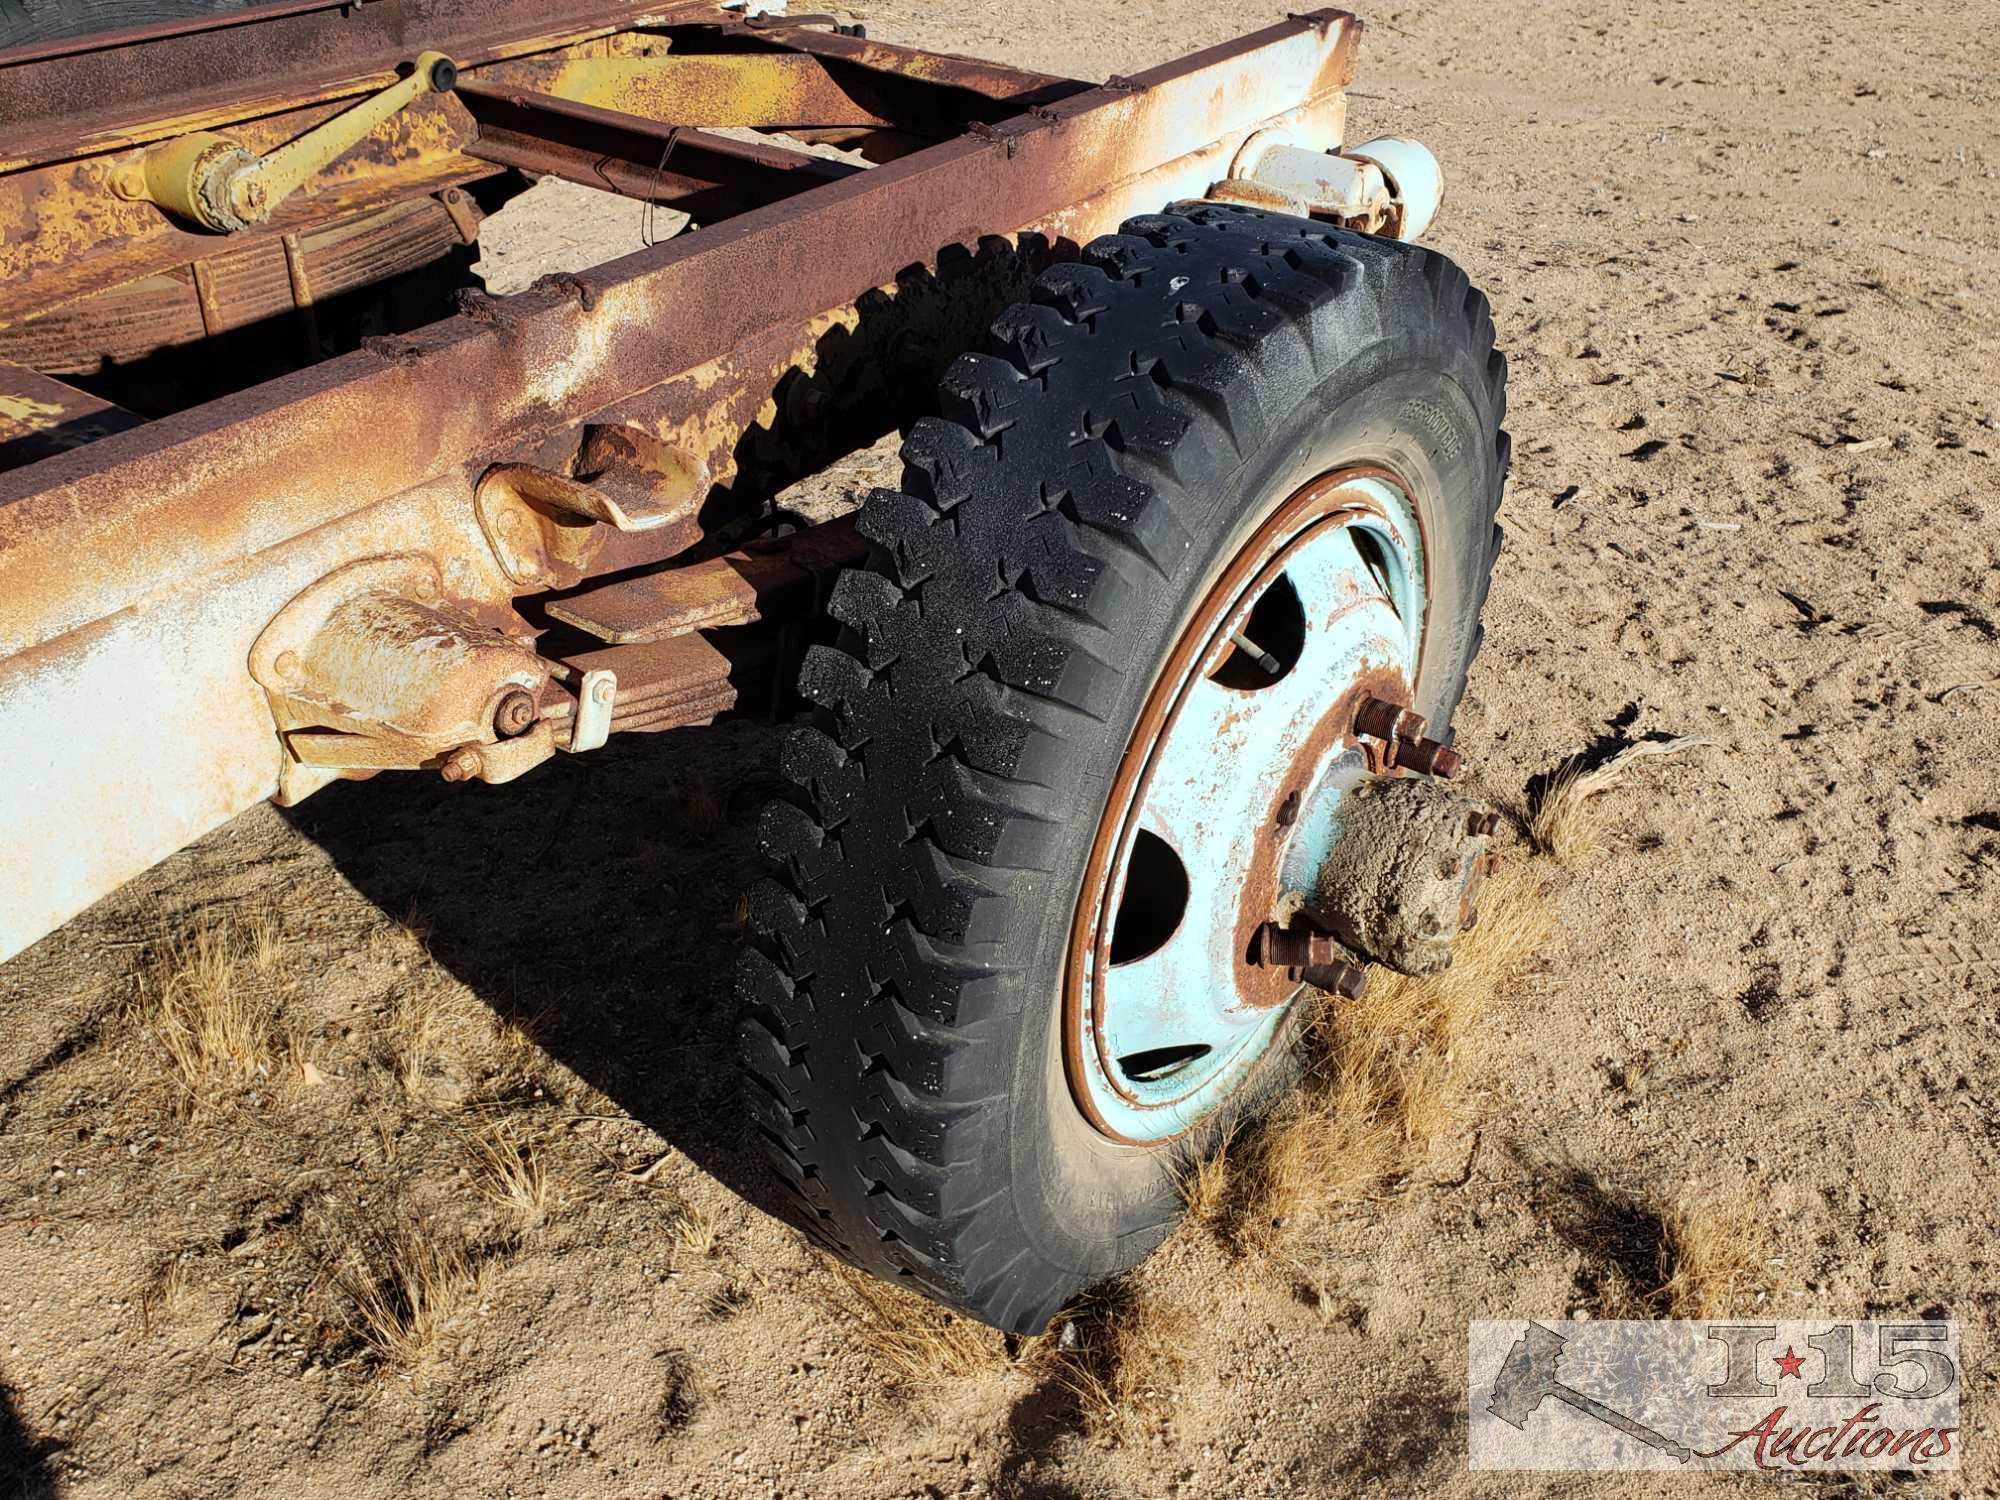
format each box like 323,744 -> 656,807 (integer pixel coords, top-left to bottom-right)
993,1374 -> 1088,1500
277,718 -> 797,1227
1,1371 -> 60,1498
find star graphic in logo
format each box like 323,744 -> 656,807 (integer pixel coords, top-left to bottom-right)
1774,1346 -> 1807,1379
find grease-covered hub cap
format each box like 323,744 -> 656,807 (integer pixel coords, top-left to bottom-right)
1062,469 -> 1427,1144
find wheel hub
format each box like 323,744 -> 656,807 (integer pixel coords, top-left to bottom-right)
1062,468 -> 1431,1144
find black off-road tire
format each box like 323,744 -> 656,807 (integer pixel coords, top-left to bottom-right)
738,204 -> 1509,1333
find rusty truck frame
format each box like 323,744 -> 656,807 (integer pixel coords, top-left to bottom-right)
0,1 -> 1374,960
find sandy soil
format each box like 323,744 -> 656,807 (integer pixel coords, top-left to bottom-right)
3,1 -> 1997,1496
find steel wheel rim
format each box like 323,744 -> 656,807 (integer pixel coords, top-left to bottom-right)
1062,467 -> 1428,1144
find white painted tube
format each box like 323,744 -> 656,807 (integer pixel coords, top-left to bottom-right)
1346,137 -> 1444,242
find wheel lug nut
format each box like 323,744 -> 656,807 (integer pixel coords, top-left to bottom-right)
1300,960 -> 1368,1000
1252,923 -> 1369,1001
1253,922 -> 1350,970
1255,922 -> 1319,967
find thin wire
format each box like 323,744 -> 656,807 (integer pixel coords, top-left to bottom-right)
642,126 -> 683,247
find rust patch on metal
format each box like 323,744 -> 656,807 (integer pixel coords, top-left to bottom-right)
0,361 -> 141,471
547,515 -> 862,644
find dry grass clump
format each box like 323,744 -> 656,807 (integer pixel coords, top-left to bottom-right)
365,904 -> 433,966
466,1122 -> 554,1225
669,1198 -> 719,1260
702,1278 -> 753,1320
817,1258 -> 1013,1386
490,1004 -> 549,1067
1524,1157 -> 1774,1317
1530,735 -> 1710,863
720,892 -> 752,941
329,1212 -> 490,1372
246,902 -> 286,976
1176,1123 -> 1237,1230
1189,860 -> 1549,1252
1040,1288 -> 1192,1441
140,1248 -> 199,1333
1653,1194 -> 1771,1318
130,905 -> 292,1111
387,975 -> 488,1094
654,1347 -> 706,1437
818,1255 -> 1190,1439
664,779 -> 727,841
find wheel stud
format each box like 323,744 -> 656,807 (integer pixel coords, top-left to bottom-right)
1397,735 -> 1463,778
1354,693 -> 1463,778
1253,920 -> 1341,968
1251,922 -> 1369,999
1300,961 -> 1368,1000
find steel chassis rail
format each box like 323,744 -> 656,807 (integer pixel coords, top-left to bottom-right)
0,3 -> 1360,962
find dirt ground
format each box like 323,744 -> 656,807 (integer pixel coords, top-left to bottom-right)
4,0 -> 1997,1496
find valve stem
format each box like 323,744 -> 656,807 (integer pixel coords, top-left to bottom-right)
1229,631 -> 1284,679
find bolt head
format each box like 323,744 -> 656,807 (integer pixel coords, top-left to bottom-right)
493,690 -> 536,738
439,746 -> 482,782
591,678 -> 616,705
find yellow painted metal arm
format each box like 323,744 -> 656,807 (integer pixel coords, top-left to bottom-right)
109,52 -> 458,232
243,52 -> 458,220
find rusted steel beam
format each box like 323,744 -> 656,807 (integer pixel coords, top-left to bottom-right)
0,1 -> 396,64
457,83 -> 862,213
475,53 -> 898,131
0,364 -> 143,472
475,41 -> 1087,136
726,19 -> 1082,111
0,9 -> 1358,962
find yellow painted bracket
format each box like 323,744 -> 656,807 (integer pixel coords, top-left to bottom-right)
108,51 -> 459,232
